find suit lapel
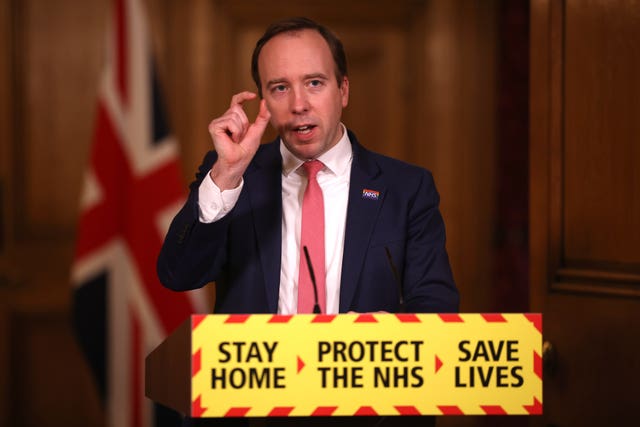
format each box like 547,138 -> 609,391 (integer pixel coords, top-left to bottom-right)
340,137 -> 385,311
245,142 -> 282,313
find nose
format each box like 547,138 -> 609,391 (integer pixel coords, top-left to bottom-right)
290,87 -> 309,114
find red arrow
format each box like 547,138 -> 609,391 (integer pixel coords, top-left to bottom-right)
435,355 -> 443,373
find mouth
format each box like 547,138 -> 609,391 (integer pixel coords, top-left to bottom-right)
291,124 -> 316,135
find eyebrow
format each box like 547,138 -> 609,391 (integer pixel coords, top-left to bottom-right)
304,73 -> 329,81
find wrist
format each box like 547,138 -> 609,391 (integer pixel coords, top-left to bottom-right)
210,162 -> 243,191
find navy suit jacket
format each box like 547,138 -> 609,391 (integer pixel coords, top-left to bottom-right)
158,131 -> 458,314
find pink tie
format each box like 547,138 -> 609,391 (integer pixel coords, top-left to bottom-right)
298,160 -> 326,314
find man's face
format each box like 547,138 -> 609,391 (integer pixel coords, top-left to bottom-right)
258,29 -> 349,161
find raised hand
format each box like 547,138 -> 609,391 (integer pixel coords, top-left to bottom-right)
208,92 -> 271,190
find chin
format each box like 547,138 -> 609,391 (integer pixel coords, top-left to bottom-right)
291,145 -> 322,160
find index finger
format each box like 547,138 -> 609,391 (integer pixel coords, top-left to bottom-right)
230,91 -> 258,107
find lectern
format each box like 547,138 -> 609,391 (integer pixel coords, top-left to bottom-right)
146,317 -> 194,415
146,313 -> 542,418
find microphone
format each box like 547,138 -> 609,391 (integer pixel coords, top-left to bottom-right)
303,246 -> 322,314
384,247 -> 405,313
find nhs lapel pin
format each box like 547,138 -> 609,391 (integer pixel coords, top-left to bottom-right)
362,188 -> 380,201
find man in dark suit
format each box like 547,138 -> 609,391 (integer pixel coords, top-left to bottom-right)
157,17 -> 458,426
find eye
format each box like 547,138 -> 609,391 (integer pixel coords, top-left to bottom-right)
308,79 -> 323,88
271,84 -> 287,94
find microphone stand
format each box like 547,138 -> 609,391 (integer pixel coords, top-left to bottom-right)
384,247 -> 405,313
303,246 -> 322,314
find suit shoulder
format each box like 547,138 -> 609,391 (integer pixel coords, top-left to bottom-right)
351,135 -> 431,176
365,148 -> 436,185
376,151 -> 430,172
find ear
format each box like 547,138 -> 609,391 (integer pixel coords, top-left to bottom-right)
340,76 -> 350,107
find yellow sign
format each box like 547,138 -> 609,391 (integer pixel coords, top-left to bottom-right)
190,313 -> 542,417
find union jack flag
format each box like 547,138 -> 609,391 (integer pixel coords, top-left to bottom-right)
71,0 -> 207,426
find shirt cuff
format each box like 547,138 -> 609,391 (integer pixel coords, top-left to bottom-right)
198,171 -> 243,223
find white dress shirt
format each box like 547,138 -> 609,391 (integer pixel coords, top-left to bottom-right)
198,125 -> 353,314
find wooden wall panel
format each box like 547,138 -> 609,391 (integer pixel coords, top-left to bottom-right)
10,311 -> 104,427
1,240 -> 104,426
0,0 -> 13,256
0,300 -> 8,427
3,1 -> 109,425
563,1 -> 640,266
17,0 -> 107,236
1,2 -> 15,422
415,0 -> 498,313
542,0 -> 640,296
531,0 -> 640,425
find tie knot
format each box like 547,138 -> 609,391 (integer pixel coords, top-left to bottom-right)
302,160 -> 323,180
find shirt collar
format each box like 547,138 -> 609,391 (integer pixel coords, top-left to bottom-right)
280,123 -> 352,177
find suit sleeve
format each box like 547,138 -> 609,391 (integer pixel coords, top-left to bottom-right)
156,151 -> 232,291
402,169 -> 459,313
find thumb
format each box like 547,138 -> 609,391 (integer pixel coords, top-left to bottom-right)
248,99 -> 271,137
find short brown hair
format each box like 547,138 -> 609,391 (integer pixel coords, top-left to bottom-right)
251,17 -> 348,97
